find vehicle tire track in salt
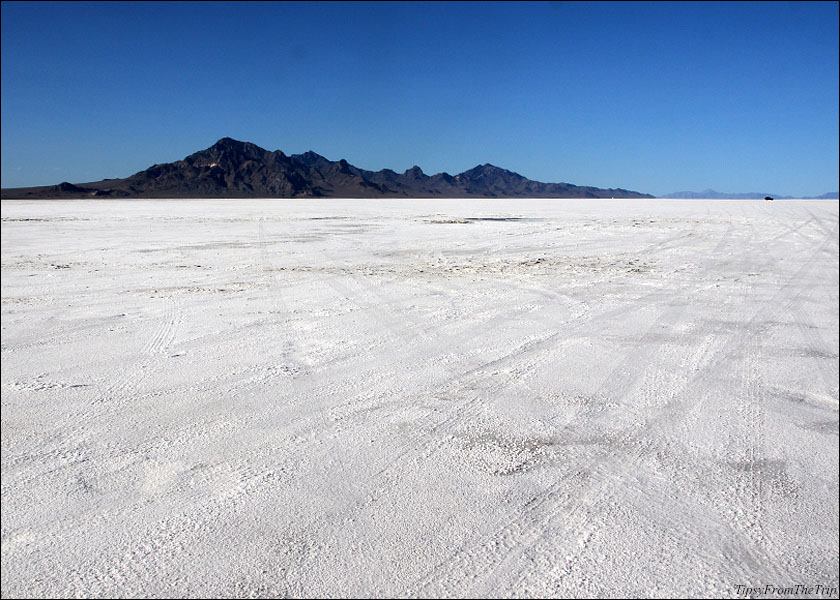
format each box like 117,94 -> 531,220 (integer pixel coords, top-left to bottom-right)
641,216 -> 840,586
351,298 -> 720,595
408,213 -> 825,597
254,217 -> 383,512
803,206 -> 840,241
558,215 -> 840,586
95,295 -> 180,412
723,215 -> 839,579
214,222 -> 705,586
306,229 -> 528,509
22,295 -> 186,481
142,296 -> 179,355
410,298 -> 697,597
432,322 -> 777,597
365,274 -> 724,498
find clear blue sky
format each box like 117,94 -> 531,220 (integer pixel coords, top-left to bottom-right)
2,1 -> 838,196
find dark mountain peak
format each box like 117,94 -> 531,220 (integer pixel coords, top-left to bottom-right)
404,165 -> 426,179
291,150 -> 330,169
189,138 -> 268,166
430,172 -> 455,184
462,164 -> 489,175
460,163 -> 521,181
210,137 -> 257,151
332,158 -> 367,178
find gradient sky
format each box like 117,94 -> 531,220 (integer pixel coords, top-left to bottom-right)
1,1 -> 838,196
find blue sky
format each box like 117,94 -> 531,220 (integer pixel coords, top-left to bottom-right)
1,1 -> 838,196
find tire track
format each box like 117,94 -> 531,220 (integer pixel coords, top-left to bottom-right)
143,296 -> 180,355
409,211 -> 835,596
410,298 -> 698,597
17,295 -> 187,474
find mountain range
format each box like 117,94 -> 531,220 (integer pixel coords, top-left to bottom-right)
662,189 -> 839,200
1,138 -> 653,199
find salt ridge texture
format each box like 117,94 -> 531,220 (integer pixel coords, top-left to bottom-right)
1,198 -> 838,598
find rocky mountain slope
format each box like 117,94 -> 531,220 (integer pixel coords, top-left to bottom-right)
1,138 -> 653,199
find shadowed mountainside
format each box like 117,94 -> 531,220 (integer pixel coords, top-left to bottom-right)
1,138 -> 653,199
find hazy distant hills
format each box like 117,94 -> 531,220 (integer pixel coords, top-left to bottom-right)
1,138 -> 653,199
663,189 -> 839,200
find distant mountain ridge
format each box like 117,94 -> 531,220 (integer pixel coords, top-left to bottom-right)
662,189 -> 839,200
1,137 -> 653,199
